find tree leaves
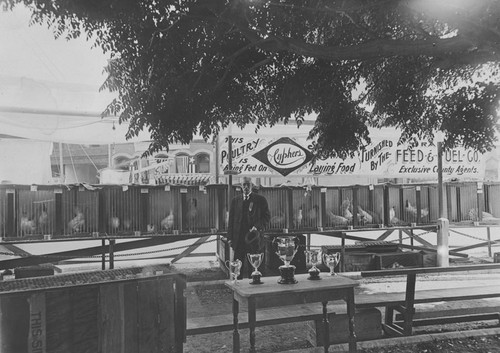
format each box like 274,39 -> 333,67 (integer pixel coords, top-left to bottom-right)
10,0 -> 500,157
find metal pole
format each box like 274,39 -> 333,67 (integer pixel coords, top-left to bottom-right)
227,124 -> 234,206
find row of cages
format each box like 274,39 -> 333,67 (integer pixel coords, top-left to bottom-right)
0,181 -> 497,239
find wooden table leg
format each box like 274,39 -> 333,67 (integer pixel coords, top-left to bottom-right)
346,289 -> 357,352
101,239 -> 106,270
322,301 -> 329,353
248,298 -> 256,353
109,239 -> 115,269
232,298 -> 240,353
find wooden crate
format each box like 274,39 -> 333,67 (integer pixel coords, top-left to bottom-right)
0,265 -> 186,353
306,308 -> 382,345
374,251 -> 423,270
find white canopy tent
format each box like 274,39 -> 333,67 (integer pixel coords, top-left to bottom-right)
0,6 -> 153,183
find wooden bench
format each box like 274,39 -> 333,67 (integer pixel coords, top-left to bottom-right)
359,263 -> 500,336
187,305 -> 326,335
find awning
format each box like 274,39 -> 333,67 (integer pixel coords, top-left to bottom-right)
158,174 -> 213,186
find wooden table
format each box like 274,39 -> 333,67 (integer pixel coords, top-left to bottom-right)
225,273 -> 358,353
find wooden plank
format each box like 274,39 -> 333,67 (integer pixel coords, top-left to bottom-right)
157,277 -> 176,352
397,306 -> 500,320
187,304 -> 326,335
0,294 -> 30,353
46,289 -> 72,353
376,230 -> 395,241
398,312 -> 500,327
0,233 -> 204,269
71,285 -> 99,353
170,235 -> 210,264
99,283 -> 125,353
355,285 -> 500,308
361,263 -> 500,277
138,279 -> 159,353
123,281 -> 139,353
174,275 -> 187,352
397,243 -> 468,258
28,293 -> 46,353
402,229 -> 433,248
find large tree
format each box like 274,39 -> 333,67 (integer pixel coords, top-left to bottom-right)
4,0 -> 500,158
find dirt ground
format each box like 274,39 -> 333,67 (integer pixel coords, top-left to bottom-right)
174,264 -> 500,353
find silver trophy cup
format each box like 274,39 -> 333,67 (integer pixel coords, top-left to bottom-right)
274,236 -> 299,284
323,252 -> 341,276
247,253 -> 264,284
225,259 -> 242,284
305,249 -> 322,280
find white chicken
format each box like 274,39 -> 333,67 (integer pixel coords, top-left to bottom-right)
270,212 -> 286,228
161,209 -> 175,233
305,204 -> 319,227
20,208 -> 36,236
389,206 -> 403,225
357,205 -> 373,224
294,207 -> 303,228
110,216 -> 120,232
122,216 -> 132,230
38,203 -> 49,234
327,210 -> 349,226
405,200 -> 429,220
186,198 -> 197,232
341,199 -> 353,221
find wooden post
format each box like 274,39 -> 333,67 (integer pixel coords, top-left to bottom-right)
287,188 -> 293,230
6,190 -> 15,237
320,188 -> 327,229
403,273 -> 417,335
437,141 -> 444,218
437,218 -> 449,267
383,184 -> 390,226
140,187 -> 149,232
415,186 -> 422,224
352,187 -> 359,227
487,227 -> 492,257
101,239 -> 106,270
109,240 -> 115,269
55,190 -> 63,236
341,232 -> 346,273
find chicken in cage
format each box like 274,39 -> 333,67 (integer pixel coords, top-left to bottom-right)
290,188 -> 321,230
180,186 -> 212,233
104,187 -> 143,235
485,184 -> 500,221
148,187 -> 178,235
260,187 -> 288,231
207,185 -> 226,232
356,186 -> 381,226
324,188 -> 350,228
63,187 -> 99,235
17,189 -> 56,237
386,185 -> 405,226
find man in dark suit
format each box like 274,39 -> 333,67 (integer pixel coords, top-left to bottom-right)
227,176 -> 271,279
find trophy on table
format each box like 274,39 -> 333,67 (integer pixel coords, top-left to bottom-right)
323,252 -> 341,276
225,259 -> 242,284
247,253 -> 264,284
274,236 -> 299,284
305,248 -> 322,280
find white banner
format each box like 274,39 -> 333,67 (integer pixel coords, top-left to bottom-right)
219,135 -> 485,179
